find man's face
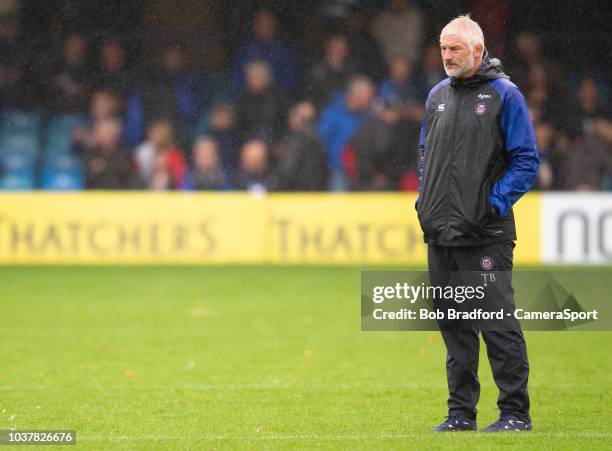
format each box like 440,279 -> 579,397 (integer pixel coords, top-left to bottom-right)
326,37 -> 349,65
245,64 -> 271,93
390,55 -> 412,83
346,82 -> 375,112
579,79 -> 598,105
90,92 -> 118,119
440,35 -> 475,77
193,140 -> 219,170
64,34 -> 86,64
241,141 -> 268,173
289,101 -> 315,131
162,48 -> 185,73
94,120 -> 121,151
101,43 -> 125,71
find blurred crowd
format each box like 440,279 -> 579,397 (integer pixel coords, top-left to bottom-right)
0,0 -> 610,192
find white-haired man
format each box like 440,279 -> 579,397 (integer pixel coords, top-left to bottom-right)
415,16 -> 539,432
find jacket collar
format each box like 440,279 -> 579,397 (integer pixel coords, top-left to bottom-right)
450,50 -> 509,89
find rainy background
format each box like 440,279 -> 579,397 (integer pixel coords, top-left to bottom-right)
0,0 -> 609,192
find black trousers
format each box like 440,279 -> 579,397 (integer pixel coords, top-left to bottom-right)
428,241 -> 530,422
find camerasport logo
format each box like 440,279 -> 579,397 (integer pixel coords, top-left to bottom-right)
475,102 -> 488,116
480,256 -> 495,270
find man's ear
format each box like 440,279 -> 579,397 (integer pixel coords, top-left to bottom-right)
473,43 -> 484,59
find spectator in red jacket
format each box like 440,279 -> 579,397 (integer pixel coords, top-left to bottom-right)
135,119 -> 188,190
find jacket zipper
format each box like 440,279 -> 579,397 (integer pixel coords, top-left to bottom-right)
442,89 -> 463,243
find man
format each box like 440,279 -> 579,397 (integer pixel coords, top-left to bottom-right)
184,137 -> 228,191
85,118 -> 133,189
235,60 -> 289,144
232,10 -> 297,91
303,34 -> 356,110
234,139 -> 273,193
416,16 -> 539,432
371,0 -> 424,62
349,98 -> 407,191
275,102 -> 328,191
123,44 -> 203,147
318,76 -> 376,191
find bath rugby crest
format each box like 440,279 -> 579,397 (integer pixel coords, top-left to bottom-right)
480,256 -> 495,270
475,102 -> 488,115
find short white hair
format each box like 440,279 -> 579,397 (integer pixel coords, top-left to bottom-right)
440,14 -> 484,49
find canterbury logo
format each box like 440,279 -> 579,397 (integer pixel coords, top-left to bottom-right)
437,103 -> 445,111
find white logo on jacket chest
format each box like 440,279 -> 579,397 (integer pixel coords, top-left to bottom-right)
437,103 -> 445,111
477,93 -> 492,99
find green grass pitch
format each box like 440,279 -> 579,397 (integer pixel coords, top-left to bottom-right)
1,266 -> 610,450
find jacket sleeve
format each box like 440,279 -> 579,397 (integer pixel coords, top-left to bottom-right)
489,85 -> 539,218
317,107 -> 334,147
416,112 -> 427,209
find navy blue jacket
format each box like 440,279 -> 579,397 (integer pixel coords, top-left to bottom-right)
416,57 -> 539,246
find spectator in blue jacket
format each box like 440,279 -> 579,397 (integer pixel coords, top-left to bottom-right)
318,76 -> 376,191
232,10 -> 298,92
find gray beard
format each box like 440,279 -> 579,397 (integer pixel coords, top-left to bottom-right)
444,55 -> 475,77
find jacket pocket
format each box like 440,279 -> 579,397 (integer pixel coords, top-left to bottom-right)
461,186 -> 494,237
416,202 -> 439,239
416,208 -> 430,235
